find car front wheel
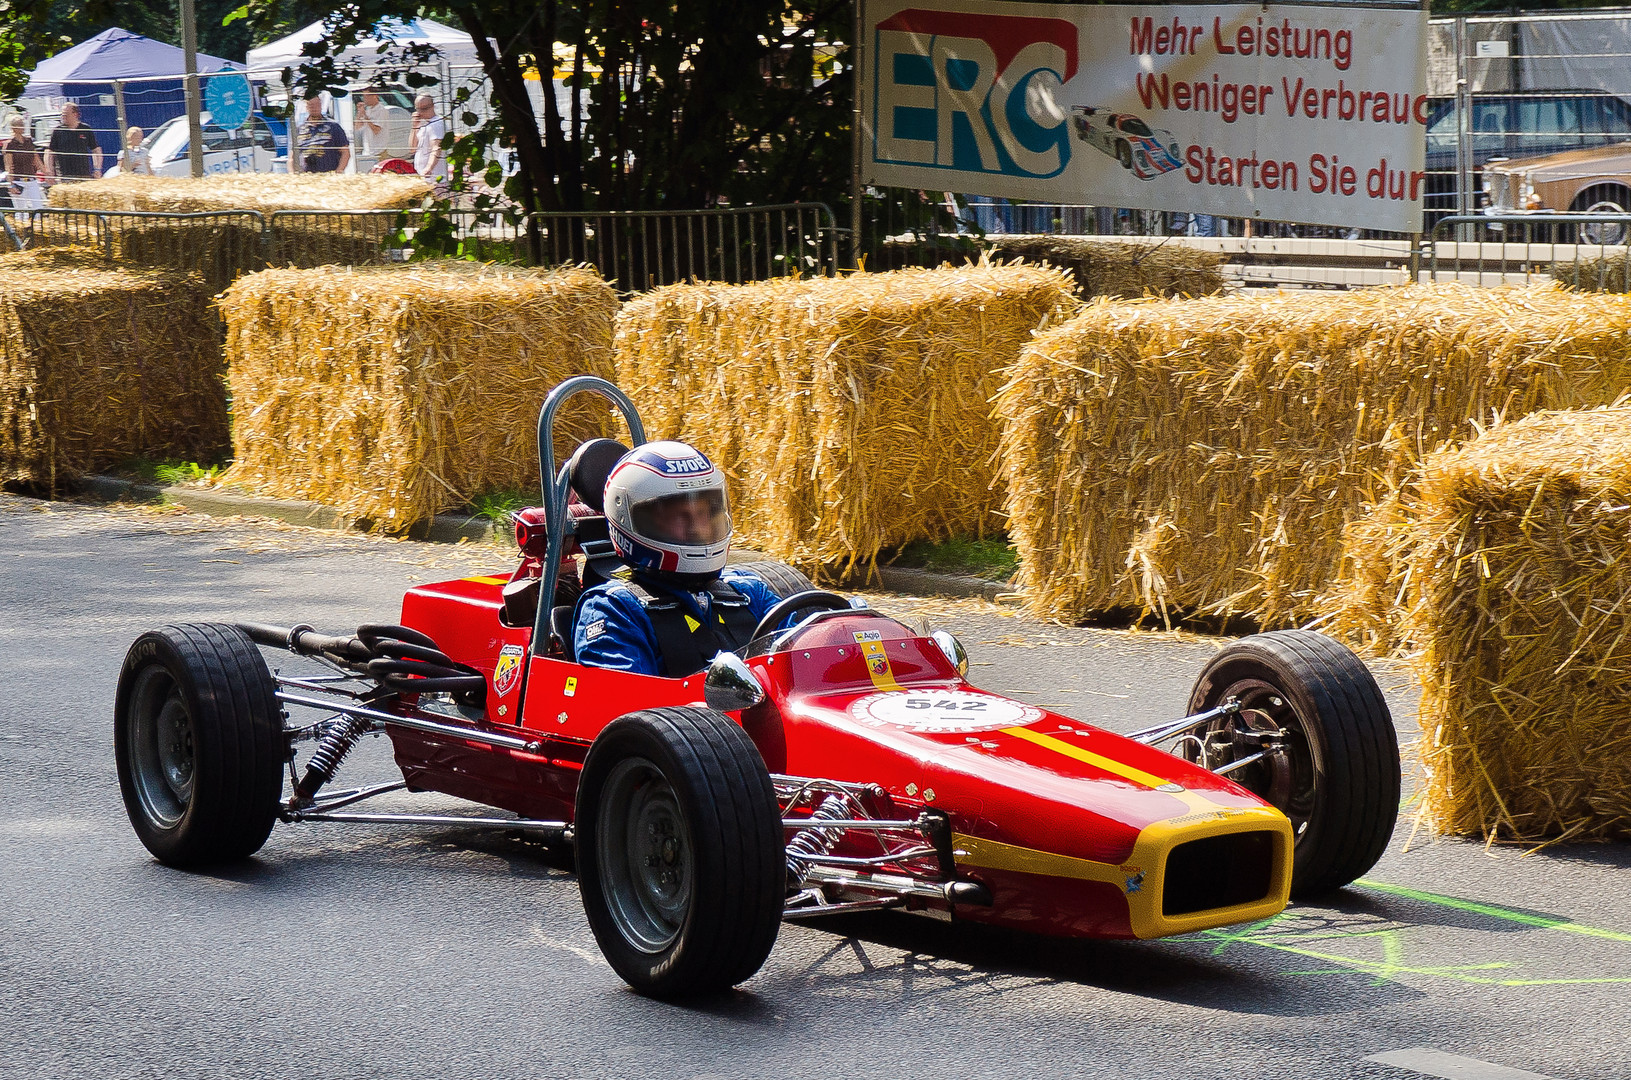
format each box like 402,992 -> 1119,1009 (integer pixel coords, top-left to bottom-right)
114,623 -> 284,866
576,706 -> 784,998
1185,630 -> 1400,898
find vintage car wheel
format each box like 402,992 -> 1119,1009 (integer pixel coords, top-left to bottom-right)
729,560 -> 815,598
1185,630 -> 1399,898
576,707 -> 783,998
114,623 -> 284,867
1572,184 -> 1631,245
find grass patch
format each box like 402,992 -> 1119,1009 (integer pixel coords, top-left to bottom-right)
467,487 -> 533,525
112,457 -> 225,485
888,535 -> 1018,580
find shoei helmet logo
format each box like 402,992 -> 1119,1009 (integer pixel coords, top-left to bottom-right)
873,8 -> 1078,178
662,456 -> 712,476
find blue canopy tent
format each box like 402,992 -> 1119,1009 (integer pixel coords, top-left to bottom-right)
23,27 -> 242,163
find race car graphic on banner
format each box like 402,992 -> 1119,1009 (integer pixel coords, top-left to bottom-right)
860,0 -> 1431,232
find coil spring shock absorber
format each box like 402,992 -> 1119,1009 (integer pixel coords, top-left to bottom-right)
784,794 -> 850,890
293,714 -> 373,802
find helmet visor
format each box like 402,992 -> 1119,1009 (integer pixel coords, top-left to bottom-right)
630,489 -> 730,546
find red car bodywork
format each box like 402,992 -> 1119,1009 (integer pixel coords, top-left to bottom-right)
394,574 -> 1294,941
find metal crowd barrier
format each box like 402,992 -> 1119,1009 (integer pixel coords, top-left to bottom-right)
524,203 -> 842,292
1428,213 -> 1631,290
2,203 -> 842,293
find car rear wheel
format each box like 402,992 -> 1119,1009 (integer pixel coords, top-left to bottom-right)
576,706 -> 783,998
729,560 -> 815,598
1571,184 -> 1631,245
1184,630 -> 1399,898
115,623 -> 284,866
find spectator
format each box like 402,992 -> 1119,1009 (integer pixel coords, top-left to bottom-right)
44,102 -> 101,182
298,95 -> 350,174
4,114 -> 45,209
118,126 -> 152,175
353,88 -> 412,171
410,94 -> 446,179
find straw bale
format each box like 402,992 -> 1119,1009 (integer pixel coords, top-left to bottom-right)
1550,251 -> 1631,293
219,262 -> 618,530
1397,405 -> 1631,840
614,264 -> 1078,569
997,283 -> 1631,631
0,250 -> 225,487
47,173 -> 429,214
987,236 -> 1225,299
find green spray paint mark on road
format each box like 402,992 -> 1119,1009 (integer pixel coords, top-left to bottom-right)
1178,881 -> 1631,987
1193,925 -> 1631,987
1356,880 -> 1631,943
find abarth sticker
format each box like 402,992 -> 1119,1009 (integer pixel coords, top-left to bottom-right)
493,644 -> 525,696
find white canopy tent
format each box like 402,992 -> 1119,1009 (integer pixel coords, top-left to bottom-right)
246,17 -> 484,72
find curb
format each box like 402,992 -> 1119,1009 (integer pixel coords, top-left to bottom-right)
75,475 -> 495,544
73,475 -> 1015,601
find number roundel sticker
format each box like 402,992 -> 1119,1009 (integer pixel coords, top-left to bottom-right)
848,689 -> 1041,733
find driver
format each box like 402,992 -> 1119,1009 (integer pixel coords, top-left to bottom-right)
573,441 -> 782,676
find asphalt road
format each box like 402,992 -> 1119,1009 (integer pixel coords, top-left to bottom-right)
2,494 -> 1628,1080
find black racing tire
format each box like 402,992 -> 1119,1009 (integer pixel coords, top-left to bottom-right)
1571,184 -> 1631,245
576,706 -> 783,998
1116,140 -> 1132,169
730,560 -> 816,598
1185,630 -> 1399,898
114,623 -> 284,867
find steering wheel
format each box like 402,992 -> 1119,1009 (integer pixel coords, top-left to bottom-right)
748,590 -> 852,644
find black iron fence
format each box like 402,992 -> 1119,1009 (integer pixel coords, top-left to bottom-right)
1,203 -> 843,294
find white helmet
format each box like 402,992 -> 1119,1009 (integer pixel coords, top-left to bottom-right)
604,441 -> 732,578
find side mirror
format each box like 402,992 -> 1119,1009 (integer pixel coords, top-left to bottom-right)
704,651 -> 766,713
930,630 -> 969,676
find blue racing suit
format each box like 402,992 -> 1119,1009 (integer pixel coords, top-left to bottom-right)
573,568 -> 781,676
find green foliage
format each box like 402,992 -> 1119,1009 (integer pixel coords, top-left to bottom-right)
153,460 -> 223,485
0,0 -> 307,100
467,487 -> 532,526
116,457 -> 224,484
204,0 -> 853,219
890,536 -> 1019,581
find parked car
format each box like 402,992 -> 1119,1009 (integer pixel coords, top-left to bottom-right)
1422,91 -> 1631,221
104,111 -> 287,177
1480,143 -> 1631,243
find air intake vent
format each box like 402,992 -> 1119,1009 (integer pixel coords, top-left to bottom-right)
1162,831 -> 1275,916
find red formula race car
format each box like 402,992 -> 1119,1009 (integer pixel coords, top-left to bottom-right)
114,377 -> 1401,998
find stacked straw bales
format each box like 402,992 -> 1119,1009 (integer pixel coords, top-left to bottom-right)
1550,251 -> 1631,293
0,249 -> 225,487
43,175 -> 430,286
615,264 -> 1078,569
219,262 -> 618,529
1397,406 -> 1631,840
987,236 -> 1225,299
997,283 -> 1631,631
46,174 -> 430,214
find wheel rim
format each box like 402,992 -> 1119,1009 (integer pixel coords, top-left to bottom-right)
597,757 -> 692,954
1581,200 -> 1627,245
1187,677 -> 1320,841
128,666 -> 194,829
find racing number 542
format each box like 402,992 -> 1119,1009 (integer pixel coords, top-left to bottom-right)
904,698 -> 987,711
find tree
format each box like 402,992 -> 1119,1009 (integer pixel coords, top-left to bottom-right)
219,0 -> 852,218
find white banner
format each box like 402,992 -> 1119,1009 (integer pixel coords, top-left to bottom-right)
861,0 -> 1431,232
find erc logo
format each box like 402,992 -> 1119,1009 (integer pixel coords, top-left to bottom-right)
873,8 -> 1078,178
